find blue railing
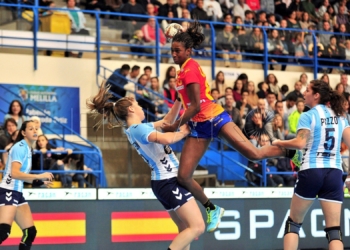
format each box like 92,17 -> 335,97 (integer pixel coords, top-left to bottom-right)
1,2 -> 350,80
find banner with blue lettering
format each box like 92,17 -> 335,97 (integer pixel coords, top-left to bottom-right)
0,84 -> 80,134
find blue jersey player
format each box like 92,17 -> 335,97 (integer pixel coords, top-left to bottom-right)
273,80 -> 350,250
0,121 -> 53,250
87,85 -> 205,250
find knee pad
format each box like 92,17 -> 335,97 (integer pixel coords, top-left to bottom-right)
284,217 -> 302,236
21,226 -> 37,246
324,226 -> 342,243
0,223 -> 11,244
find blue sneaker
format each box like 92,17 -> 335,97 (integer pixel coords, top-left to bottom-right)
206,205 -> 225,233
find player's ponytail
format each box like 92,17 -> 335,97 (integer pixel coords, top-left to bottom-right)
310,80 -> 343,116
172,19 -> 205,49
86,82 -> 133,130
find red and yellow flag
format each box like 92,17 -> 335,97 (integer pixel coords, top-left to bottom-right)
4,212 -> 86,245
111,211 -> 178,242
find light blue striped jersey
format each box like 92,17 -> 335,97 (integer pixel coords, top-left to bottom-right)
125,123 -> 179,180
0,139 -> 32,192
297,104 -> 349,171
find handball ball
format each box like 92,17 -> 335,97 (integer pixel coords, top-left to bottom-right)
165,23 -> 183,39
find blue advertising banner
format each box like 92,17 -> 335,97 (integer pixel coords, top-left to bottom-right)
0,83 -> 80,134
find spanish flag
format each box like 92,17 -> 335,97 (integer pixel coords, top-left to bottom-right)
3,212 -> 86,245
111,211 -> 178,242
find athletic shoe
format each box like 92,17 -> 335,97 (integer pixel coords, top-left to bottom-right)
206,205 -> 225,233
291,150 -> 302,169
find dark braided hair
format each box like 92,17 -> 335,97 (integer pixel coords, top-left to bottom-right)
172,19 -> 205,49
310,80 -> 343,116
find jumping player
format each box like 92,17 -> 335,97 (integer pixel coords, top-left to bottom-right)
0,121 -> 53,249
87,85 -> 205,250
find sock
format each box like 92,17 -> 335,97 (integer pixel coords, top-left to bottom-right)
285,149 -> 296,159
203,199 -> 216,210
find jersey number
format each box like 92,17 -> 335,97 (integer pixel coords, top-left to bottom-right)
324,128 -> 335,150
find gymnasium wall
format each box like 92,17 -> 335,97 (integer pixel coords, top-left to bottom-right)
0,53 -> 342,137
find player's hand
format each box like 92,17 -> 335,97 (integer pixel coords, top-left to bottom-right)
179,124 -> 190,136
162,121 -> 178,132
42,180 -> 53,188
271,139 -> 281,146
38,172 -> 54,181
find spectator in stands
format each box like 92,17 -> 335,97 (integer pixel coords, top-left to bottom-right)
294,32 -> 309,65
161,11 -> 176,31
299,72 -> 308,93
336,83 -> 346,97
333,4 -> 348,32
334,0 -> 348,14
211,71 -> 229,99
316,0 -> 329,19
266,92 -> 277,112
232,16 -> 247,50
203,0 -> 223,22
224,94 -> 242,129
247,27 -> 264,61
279,19 -> 293,54
267,29 -> 288,71
268,13 -> 280,28
318,12 -> 334,31
32,135 -> 72,187
237,73 -> 249,89
261,0 -> 275,15
163,77 -> 178,109
336,24 -> 347,51
232,0 -> 251,21
287,10 -> 302,29
62,0 -> 89,34
181,9 -> 192,20
177,0 -> 188,17
143,66 -> 152,85
319,20 -> 332,48
257,11 -> 267,23
343,40 -> 350,74
236,90 -> 252,126
244,10 -> 254,28
340,73 -> 350,93
274,0 -> 288,18
275,100 -> 284,117
127,65 -> 140,83
325,36 -> 344,72
233,79 -> 244,102
216,25 -> 242,68
320,73 -> 330,85
266,73 -> 280,99
280,84 -> 289,100
246,81 -> 259,109
129,30 -> 146,58
299,12 -> 315,30
272,113 -> 284,140
288,0 -> 304,20
246,0 -> 260,11
141,17 -> 168,55
149,77 -> 167,116
120,0 -> 146,39
163,66 -> 176,89
4,100 -> 26,129
191,0 -> 209,27
302,0 -> 318,22
211,89 -> 220,102
62,153 -> 92,188
146,3 -> 156,16
30,116 -> 43,136
287,98 -> 304,139
188,0 -> 197,12
286,81 -> 304,101
159,0 -> 178,18
106,64 -> 130,100
308,35 -> 325,72
256,81 -> 271,99
85,0 -> 116,15
283,94 -> 297,121
0,118 -> 17,165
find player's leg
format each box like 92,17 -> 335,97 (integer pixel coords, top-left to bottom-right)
168,199 -> 205,250
218,121 -> 286,161
320,201 -> 343,250
284,194 -> 313,250
0,206 -> 16,245
177,137 -> 211,204
15,203 -> 36,250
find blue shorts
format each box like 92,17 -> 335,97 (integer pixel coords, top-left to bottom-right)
294,168 -> 344,203
0,188 -> 27,207
151,177 -> 194,211
188,111 -> 232,138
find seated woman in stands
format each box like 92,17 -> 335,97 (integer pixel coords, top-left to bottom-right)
62,153 -> 92,188
31,135 -> 72,187
4,100 -> 27,130
2,130 -> 19,166
0,118 -> 17,169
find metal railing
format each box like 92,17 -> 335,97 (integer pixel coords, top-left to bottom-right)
1,1 -> 350,80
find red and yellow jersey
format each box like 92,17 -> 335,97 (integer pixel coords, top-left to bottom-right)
176,58 -> 224,122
